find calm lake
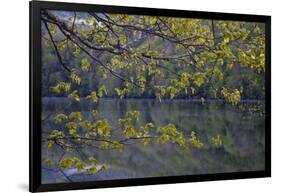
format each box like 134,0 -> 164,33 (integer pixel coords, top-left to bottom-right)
41,98 -> 265,183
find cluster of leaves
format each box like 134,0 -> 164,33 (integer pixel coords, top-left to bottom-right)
85,85 -> 107,103
212,135 -> 223,147
157,123 -> 189,150
118,110 -> 144,138
80,57 -> 91,71
42,10 -> 265,103
68,90 -> 80,102
70,69 -> 81,85
188,131 -> 204,148
221,87 -> 241,105
49,82 -> 71,94
58,156 -> 107,174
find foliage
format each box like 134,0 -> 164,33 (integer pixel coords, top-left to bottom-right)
49,82 -> 71,94
189,131 -> 204,148
221,87 -> 241,105
42,11 -> 265,102
41,10 -> 265,181
212,135 -> 223,147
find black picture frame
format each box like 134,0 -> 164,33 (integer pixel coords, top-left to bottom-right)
29,1 -> 271,192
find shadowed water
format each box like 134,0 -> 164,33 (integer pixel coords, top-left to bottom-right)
41,98 -> 265,184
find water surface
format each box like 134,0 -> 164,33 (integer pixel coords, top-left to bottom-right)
41,98 -> 265,183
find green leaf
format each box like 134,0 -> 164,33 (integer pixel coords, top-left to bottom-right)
193,73 -> 205,87
81,57 -> 91,71
65,122 -> 77,130
95,36 -> 105,42
92,110 -> 99,119
150,17 -> 157,25
70,69 -> 81,85
49,82 -> 71,94
69,112 -> 83,121
100,141 -> 109,149
217,58 -> 224,65
69,129 -> 77,135
88,157 -> 98,165
221,87 -> 241,105
68,90 -> 80,102
47,141 -> 54,149
189,131 -> 204,148
123,126 -> 136,138
214,67 -> 224,80
49,85 -> 60,94
93,119 -> 111,137
79,121 -> 92,128
98,85 -> 107,98
101,164 -> 107,172
176,136 -> 186,146
158,134 -> 169,144
114,88 -> 129,99
126,111 -> 140,120
54,113 -> 68,124
223,36 -> 230,43
119,35 -> 127,44
59,158 -> 74,169
147,50 -> 158,57
212,135 -> 223,147
87,166 -> 98,174
86,91 -> 99,103
143,138 -> 150,145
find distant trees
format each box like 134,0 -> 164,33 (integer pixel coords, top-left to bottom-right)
41,10 -> 265,181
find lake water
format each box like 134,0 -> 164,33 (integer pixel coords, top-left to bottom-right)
41,98 -> 265,183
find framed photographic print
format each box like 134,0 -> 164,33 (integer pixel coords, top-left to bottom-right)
29,1 -> 271,192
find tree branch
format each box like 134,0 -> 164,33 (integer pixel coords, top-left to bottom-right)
43,20 -> 71,72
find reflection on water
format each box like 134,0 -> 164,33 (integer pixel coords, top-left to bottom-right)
41,98 -> 265,183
